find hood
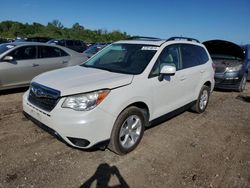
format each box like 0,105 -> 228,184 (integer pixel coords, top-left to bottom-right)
33,66 -> 133,96
203,40 -> 244,60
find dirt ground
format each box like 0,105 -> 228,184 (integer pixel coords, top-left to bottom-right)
0,84 -> 249,188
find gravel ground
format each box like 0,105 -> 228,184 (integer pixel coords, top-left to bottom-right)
0,84 -> 249,188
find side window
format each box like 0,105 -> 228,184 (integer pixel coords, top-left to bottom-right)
74,40 -> 82,46
7,46 -> 37,60
248,46 -> 250,60
180,44 -> 208,69
57,40 -> 66,46
40,46 -> 62,58
150,44 -> 181,77
66,40 -> 74,46
194,45 -> 209,64
59,49 -> 69,57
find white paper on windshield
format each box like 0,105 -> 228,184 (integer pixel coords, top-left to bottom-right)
141,46 -> 159,50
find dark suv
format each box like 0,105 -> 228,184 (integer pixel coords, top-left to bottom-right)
47,39 -> 87,53
203,40 -> 248,92
242,44 -> 250,81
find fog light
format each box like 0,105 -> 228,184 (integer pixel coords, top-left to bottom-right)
67,137 -> 90,147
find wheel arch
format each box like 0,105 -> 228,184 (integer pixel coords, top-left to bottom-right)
203,81 -> 212,92
116,101 -> 150,125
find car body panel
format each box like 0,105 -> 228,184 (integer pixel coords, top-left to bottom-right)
0,42 -> 88,90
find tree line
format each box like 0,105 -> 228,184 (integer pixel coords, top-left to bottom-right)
0,20 -> 129,43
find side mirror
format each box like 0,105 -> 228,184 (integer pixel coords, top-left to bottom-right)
3,56 -> 14,62
158,65 -> 176,81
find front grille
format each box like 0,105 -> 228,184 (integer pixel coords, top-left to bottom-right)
28,82 -> 61,112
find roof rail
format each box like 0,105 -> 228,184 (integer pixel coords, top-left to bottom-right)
166,37 -> 200,43
126,36 -> 162,41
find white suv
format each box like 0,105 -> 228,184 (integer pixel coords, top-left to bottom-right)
23,37 -> 215,155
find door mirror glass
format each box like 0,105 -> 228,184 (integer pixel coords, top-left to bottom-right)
3,56 -> 14,62
158,65 -> 176,81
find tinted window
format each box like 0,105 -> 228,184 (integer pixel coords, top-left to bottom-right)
74,40 -> 82,46
57,40 -> 66,46
8,46 -> 37,60
150,44 -> 181,77
60,49 -> 69,56
66,40 -> 74,46
40,46 -> 69,58
181,44 -> 208,69
248,46 -> 250,60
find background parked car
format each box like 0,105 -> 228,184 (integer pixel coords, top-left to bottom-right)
47,39 -> 87,53
0,38 -> 8,44
0,42 -> 88,90
203,40 -> 248,92
242,44 -> 250,81
26,37 -> 52,43
83,44 -> 107,58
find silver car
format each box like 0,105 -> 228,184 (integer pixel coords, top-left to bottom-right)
0,42 -> 88,90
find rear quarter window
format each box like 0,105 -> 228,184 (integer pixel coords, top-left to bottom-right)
40,46 -> 69,58
181,44 -> 209,69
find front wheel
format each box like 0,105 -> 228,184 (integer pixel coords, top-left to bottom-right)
238,73 -> 247,92
108,106 -> 147,155
191,85 -> 210,113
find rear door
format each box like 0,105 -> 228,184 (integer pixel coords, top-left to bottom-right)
37,45 -> 71,73
178,44 -> 207,102
149,43 -> 208,119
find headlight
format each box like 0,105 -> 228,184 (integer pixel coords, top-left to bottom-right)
226,64 -> 242,72
62,90 -> 110,111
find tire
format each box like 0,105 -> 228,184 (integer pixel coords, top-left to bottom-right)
238,73 -> 247,92
191,85 -> 210,114
108,106 -> 147,155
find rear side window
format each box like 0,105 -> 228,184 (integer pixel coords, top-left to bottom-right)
7,46 -> 37,60
39,46 -> 69,58
248,46 -> 250,60
181,44 -> 209,69
74,40 -> 82,46
57,40 -> 66,46
66,40 -> 74,46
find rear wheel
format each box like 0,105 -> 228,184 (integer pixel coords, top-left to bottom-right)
191,85 -> 210,113
108,106 -> 147,155
238,73 -> 247,92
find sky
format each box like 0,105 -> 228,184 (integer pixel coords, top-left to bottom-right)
1,0 -> 250,44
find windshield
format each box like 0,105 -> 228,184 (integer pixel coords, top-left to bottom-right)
81,43 -> 158,74
0,44 -> 16,54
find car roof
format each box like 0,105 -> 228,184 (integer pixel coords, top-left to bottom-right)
1,42 -> 82,55
4,42 -> 52,46
115,36 -> 201,46
115,39 -> 166,46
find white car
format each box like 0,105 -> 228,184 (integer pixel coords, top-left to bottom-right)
23,37 -> 215,155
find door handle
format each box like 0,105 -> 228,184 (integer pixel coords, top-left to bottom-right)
32,64 -> 39,67
62,60 -> 69,64
180,76 -> 186,81
200,70 -> 205,73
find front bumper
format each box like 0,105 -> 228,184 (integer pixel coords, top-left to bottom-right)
214,71 -> 242,90
22,91 -> 116,149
